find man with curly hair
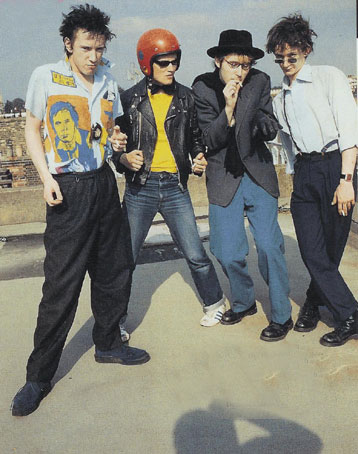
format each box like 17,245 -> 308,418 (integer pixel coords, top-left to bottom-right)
267,14 -> 358,346
11,4 -> 149,417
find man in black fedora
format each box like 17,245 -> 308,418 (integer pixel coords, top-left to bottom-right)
192,30 -> 292,341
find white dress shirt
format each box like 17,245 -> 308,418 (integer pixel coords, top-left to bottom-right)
273,64 -> 358,173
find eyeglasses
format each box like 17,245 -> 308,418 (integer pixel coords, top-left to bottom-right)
153,59 -> 179,68
223,59 -> 252,71
274,57 -> 298,64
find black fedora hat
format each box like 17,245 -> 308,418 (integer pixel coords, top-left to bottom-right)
207,29 -> 264,60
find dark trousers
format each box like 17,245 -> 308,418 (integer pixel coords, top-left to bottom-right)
290,150 -> 357,322
26,163 -> 133,383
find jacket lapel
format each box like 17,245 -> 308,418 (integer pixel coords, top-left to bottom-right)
137,97 -> 157,130
135,78 -> 157,130
235,82 -> 254,135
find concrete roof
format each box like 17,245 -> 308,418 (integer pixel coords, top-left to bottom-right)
0,211 -> 357,453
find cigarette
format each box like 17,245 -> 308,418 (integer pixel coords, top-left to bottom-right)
233,81 -> 243,88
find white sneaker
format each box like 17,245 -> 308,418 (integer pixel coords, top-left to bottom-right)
120,325 -> 130,343
200,300 -> 226,327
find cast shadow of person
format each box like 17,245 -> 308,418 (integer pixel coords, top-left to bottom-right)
174,400 -> 323,454
53,237 -> 213,383
54,221 -> 334,384
127,225 -> 319,335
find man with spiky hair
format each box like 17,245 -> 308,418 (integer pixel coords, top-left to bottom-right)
267,14 -> 358,346
11,4 -> 149,417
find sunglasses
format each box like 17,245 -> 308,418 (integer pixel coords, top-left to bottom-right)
154,59 -> 179,68
274,57 -> 298,64
223,59 -> 252,71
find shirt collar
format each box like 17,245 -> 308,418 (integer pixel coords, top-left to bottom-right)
282,63 -> 312,90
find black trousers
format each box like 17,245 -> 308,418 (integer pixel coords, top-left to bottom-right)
290,150 -> 357,323
26,163 -> 134,383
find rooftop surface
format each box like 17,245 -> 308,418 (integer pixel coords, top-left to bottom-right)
0,210 -> 357,453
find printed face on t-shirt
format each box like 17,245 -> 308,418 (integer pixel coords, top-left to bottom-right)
53,109 -> 77,145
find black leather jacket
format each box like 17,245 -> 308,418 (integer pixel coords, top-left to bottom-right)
114,78 -> 204,188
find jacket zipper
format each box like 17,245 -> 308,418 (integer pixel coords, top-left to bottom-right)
164,114 -> 183,190
132,103 -> 142,182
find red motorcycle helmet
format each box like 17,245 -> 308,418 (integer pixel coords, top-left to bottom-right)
137,28 -> 181,77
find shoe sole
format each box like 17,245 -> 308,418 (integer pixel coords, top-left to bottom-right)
94,353 -> 150,365
220,307 -> 257,325
319,333 -> 358,347
12,387 -> 51,417
260,323 -> 293,342
200,320 -> 222,327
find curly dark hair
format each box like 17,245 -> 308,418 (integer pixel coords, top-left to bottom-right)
59,4 -> 115,54
266,14 -> 317,54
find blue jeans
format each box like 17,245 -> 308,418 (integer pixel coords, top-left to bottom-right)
123,172 -> 223,308
209,173 -> 291,324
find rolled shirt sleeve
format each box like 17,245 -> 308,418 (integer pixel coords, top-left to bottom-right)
25,66 -> 49,121
326,66 -> 358,152
273,64 -> 358,173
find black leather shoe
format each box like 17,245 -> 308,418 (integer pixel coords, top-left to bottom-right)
260,318 -> 293,342
320,310 -> 358,347
221,303 -> 257,325
11,381 -> 51,416
95,345 -> 150,365
294,299 -> 320,332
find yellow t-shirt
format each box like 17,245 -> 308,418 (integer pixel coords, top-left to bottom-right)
148,90 -> 177,173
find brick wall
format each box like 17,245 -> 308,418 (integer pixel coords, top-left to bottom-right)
0,117 -> 41,187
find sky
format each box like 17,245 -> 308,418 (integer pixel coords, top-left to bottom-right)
0,0 -> 357,102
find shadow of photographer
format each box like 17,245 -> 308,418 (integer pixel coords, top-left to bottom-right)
174,400 -> 323,453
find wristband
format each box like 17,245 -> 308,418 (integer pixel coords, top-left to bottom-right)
340,173 -> 353,182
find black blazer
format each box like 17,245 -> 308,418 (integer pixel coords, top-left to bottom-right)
192,69 -> 279,207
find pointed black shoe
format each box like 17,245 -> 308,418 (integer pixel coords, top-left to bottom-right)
260,318 -> 293,342
11,381 -> 51,416
320,310 -> 358,347
95,345 -> 150,365
221,303 -> 257,325
294,299 -> 320,332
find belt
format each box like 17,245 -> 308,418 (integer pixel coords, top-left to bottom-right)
296,149 -> 340,161
149,171 -> 178,179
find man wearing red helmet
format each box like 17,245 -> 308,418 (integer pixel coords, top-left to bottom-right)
112,28 -> 226,326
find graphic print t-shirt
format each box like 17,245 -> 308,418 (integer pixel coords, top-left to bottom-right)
25,58 -> 122,174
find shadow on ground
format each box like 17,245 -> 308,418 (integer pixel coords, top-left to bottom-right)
2,223 -> 335,385
173,400 -> 323,454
